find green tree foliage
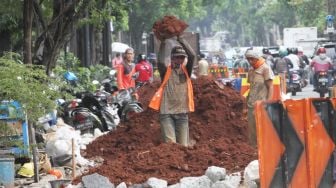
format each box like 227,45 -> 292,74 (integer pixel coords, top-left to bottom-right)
32,0 -> 129,74
0,0 -> 129,74
53,52 -> 113,95
78,0 -> 129,31
0,1 -> 23,50
189,0 -> 330,46
0,0 -> 332,65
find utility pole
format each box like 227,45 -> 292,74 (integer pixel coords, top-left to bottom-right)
327,0 -> 336,15
325,0 -> 336,40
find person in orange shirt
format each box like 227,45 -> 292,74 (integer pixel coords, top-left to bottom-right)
116,48 -> 136,90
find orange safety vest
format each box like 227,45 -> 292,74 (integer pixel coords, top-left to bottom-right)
116,63 -> 136,90
149,65 -> 194,112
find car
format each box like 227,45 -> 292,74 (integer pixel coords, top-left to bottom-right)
267,46 -> 280,58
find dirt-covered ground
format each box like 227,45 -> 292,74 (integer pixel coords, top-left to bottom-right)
77,76 -> 257,186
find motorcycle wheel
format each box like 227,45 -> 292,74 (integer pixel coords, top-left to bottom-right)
91,114 -> 106,132
319,91 -> 325,98
291,90 -> 296,96
102,110 -> 119,130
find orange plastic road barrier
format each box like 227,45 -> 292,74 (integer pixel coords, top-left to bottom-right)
218,67 -> 224,78
240,78 -> 249,97
255,101 -> 285,188
255,99 -> 336,188
305,98 -> 335,187
208,65 -> 220,79
239,76 -> 281,100
233,68 -> 246,78
218,66 -> 229,78
272,76 -> 281,100
238,67 -> 244,73
208,66 -> 214,75
283,99 -> 309,187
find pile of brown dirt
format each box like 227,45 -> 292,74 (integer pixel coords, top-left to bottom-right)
152,15 -> 188,41
78,76 -> 257,185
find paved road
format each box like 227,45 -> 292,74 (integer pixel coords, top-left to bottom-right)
290,84 -> 320,99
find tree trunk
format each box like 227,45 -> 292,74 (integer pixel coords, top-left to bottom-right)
84,9 -> 91,67
264,25 -> 270,47
129,9 -> 145,55
77,28 -> 85,67
23,0 -> 33,65
103,21 -> 111,66
91,27 -> 97,66
32,0 -> 89,75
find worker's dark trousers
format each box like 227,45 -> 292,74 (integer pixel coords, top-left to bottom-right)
247,107 -> 257,147
159,113 -> 189,147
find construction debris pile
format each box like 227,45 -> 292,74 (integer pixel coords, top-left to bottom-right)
79,76 -> 257,185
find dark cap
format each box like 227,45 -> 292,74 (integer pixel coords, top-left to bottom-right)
171,46 -> 187,57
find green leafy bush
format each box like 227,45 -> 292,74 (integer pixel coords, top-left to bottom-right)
54,52 -> 113,93
0,52 -> 64,122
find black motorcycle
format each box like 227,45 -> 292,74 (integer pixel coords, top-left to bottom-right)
315,71 -> 330,97
60,98 -> 105,134
286,69 -> 307,96
110,86 -> 144,121
81,90 -> 120,131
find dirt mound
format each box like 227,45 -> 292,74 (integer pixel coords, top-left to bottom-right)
152,15 -> 188,41
79,76 -> 257,185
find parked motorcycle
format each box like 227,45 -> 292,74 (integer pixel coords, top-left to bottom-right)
110,86 -> 144,122
98,71 -> 144,122
101,70 -> 118,93
81,90 -> 120,131
60,98 -> 105,134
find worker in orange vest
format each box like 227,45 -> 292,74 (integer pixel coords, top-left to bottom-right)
149,36 -> 196,147
116,48 -> 136,90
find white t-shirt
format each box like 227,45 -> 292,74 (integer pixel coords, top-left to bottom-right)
198,59 -> 209,76
286,54 -> 300,70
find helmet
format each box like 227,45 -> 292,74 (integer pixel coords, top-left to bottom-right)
291,47 -> 298,55
137,54 -> 147,63
279,48 -> 288,58
317,47 -> 326,55
297,46 -> 303,53
262,48 -> 270,54
287,48 -> 292,54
